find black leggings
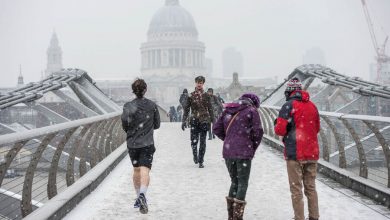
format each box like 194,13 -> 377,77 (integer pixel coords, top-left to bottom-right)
225,159 -> 252,200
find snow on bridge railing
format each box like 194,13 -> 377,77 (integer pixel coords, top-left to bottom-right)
259,104 -> 390,187
0,111 -> 125,219
261,104 -> 390,123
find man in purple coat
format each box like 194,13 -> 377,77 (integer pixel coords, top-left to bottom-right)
213,93 -> 264,220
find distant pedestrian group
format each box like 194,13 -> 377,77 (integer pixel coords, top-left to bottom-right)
167,104 -> 184,122
121,76 -> 320,220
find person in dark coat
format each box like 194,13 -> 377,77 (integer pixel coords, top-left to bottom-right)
179,89 -> 189,125
182,76 -> 214,168
121,78 -> 160,214
177,105 -> 183,122
179,89 -> 189,109
213,93 -> 263,220
274,77 -> 320,220
216,92 -> 225,104
206,88 -> 223,140
168,106 -> 178,122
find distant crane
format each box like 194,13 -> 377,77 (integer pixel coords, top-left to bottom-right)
361,0 -> 390,83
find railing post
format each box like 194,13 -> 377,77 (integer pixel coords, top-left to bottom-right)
48,127 -> 78,199
89,120 -> 108,167
0,140 -> 28,187
112,117 -> 124,149
321,116 -> 347,168
104,119 -> 118,156
21,132 -> 58,217
66,124 -> 92,186
341,118 -> 368,178
363,120 -> 390,187
79,121 -> 102,177
319,128 -> 330,161
108,118 -> 121,152
98,119 -> 115,159
98,120 -> 112,160
259,108 -> 274,138
264,108 -> 278,139
258,108 -> 268,135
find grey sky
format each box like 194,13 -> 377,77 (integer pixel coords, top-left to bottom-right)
0,0 -> 389,87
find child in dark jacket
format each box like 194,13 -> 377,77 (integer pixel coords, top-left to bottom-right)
213,93 -> 264,220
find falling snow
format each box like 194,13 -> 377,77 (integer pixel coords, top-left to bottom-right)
64,123 -> 389,220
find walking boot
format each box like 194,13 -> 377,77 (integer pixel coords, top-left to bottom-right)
307,217 -> 318,220
233,198 -> 246,220
192,148 -> 198,164
193,155 -> 198,164
226,197 -> 234,220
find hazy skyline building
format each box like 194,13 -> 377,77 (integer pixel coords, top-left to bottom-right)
222,47 -> 244,78
17,65 -> 24,87
206,58 -> 213,76
45,32 -> 63,77
370,62 -> 390,85
303,47 -> 326,66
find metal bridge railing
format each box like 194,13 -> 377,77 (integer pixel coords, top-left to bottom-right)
260,105 -> 390,188
0,112 -> 125,219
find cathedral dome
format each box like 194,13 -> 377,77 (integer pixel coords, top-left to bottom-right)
148,0 -> 198,36
140,0 -> 206,81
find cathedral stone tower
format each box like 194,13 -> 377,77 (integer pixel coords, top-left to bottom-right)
45,32 -> 63,77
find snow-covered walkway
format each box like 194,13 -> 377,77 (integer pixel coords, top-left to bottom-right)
65,123 -> 389,220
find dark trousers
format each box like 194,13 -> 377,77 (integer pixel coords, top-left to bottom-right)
225,159 -> 252,200
190,118 -> 208,164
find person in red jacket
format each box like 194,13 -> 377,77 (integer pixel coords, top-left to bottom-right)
274,77 -> 320,220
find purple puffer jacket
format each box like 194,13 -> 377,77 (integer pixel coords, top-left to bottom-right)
212,94 -> 264,159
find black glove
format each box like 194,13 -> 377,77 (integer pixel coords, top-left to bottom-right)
181,122 -> 187,131
286,122 -> 292,133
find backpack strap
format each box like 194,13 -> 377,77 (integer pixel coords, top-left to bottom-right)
226,112 -> 240,134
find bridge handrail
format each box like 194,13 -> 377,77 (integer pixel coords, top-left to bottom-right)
0,112 -> 126,218
0,112 -> 121,146
261,104 -> 390,123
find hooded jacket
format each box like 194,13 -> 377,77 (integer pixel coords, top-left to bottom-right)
274,90 -> 320,161
213,94 -> 263,159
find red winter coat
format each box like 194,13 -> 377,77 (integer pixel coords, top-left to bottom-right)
274,90 -> 320,161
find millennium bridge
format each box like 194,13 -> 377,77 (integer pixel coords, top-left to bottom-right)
0,65 -> 389,219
